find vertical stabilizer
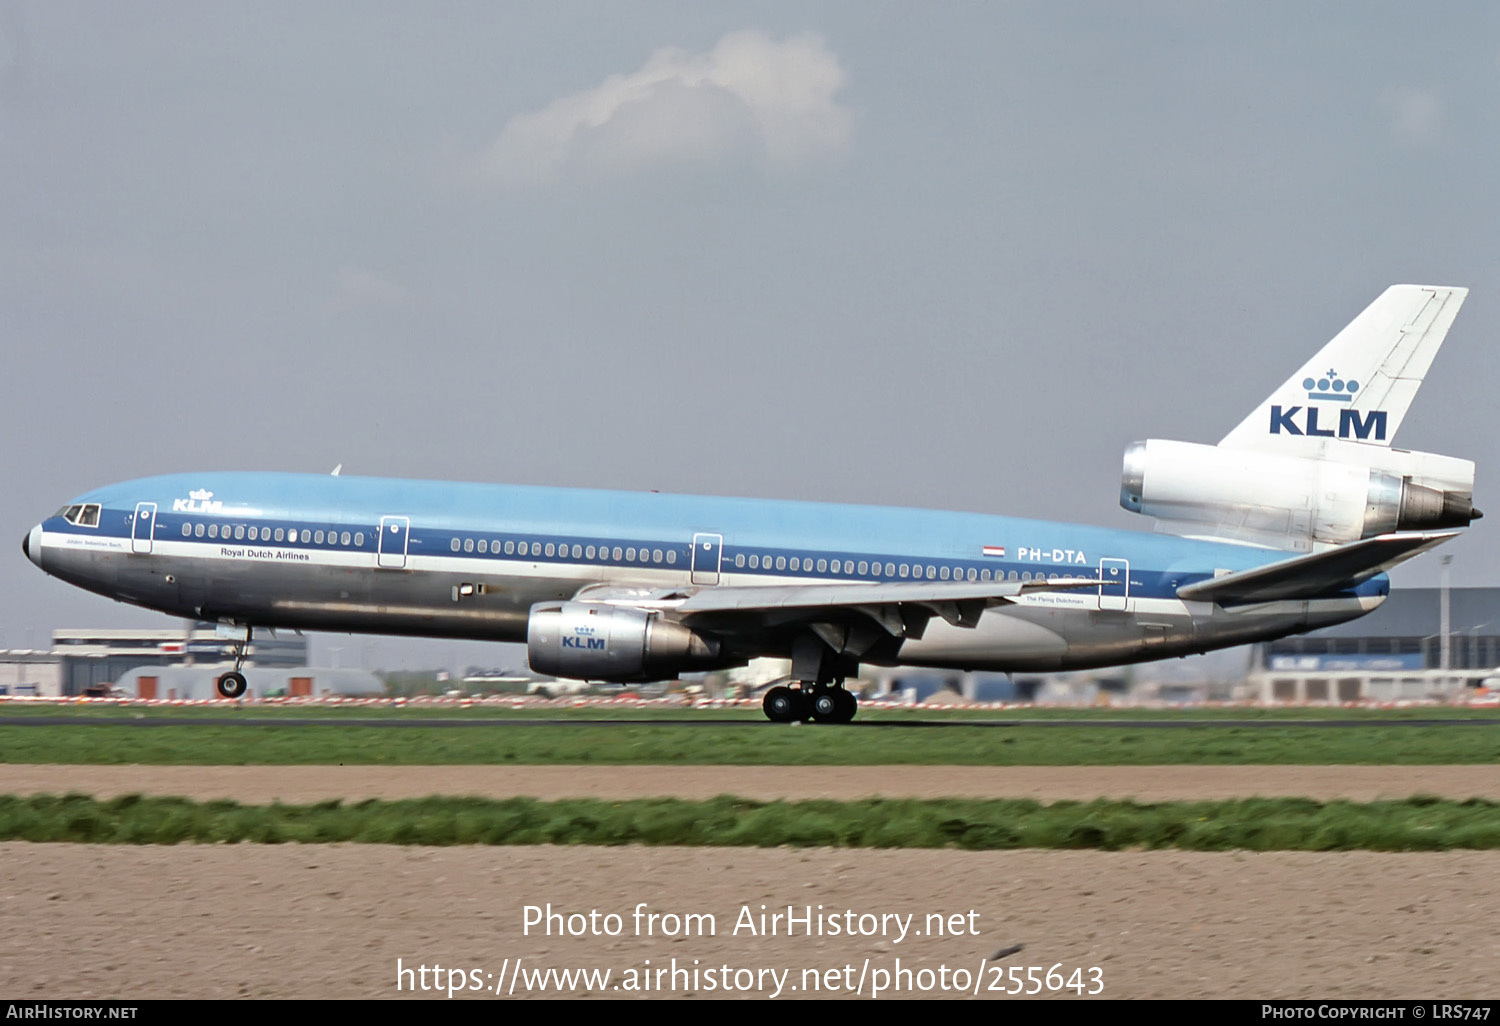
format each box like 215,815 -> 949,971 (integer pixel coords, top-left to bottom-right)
1219,285 -> 1467,451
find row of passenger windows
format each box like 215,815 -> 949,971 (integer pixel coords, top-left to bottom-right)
181,522 -> 363,547
443,536 -> 1057,582
731,552 -> 1048,582
449,537 -> 678,564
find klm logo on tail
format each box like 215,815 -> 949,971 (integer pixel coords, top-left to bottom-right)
1269,405 -> 1388,440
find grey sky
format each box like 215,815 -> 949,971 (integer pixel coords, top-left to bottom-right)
3,2 -> 1497,672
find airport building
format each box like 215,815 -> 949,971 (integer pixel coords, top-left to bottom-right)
1247,587 -> 1500,702
51,623 -> 308,697
0,650 -> 61,697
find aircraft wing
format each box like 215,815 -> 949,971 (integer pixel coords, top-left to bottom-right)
1175,530 -> 1459,606
573,576 -> 1106,638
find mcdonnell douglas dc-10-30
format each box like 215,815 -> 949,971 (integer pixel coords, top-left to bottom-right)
23,286 -> 1482,721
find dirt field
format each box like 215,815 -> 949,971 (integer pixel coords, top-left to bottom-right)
6,763 -> 1500,803
3,765 -> 1497,1000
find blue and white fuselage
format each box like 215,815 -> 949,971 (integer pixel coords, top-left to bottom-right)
23,470 -> 1388,674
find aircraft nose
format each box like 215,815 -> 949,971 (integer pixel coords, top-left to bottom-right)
22,524 -> 42,569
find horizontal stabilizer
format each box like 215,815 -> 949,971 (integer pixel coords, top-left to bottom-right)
1175,531 -> 1458,606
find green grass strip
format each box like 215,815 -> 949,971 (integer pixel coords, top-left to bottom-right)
4,721 -> 1500,764
4,793 -> 1500,851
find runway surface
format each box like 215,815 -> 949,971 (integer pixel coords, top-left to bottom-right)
5,764 -> 1500,802
4,715 -> 1500,728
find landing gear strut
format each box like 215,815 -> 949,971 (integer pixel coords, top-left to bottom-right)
215,625 -> 251,699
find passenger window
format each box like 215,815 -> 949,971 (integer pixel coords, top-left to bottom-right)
817,559 -> 827,573
504,541 -> 515,555
572,544 -> 582,559
898,564 -> 909,578
939,566 -> 950,580
734,553 -> 745,568
748,555 -> 759,568
790,557 -> 800,571
341,532 -> 351,546
612,547 -> 622,560
1022,572 -> 1031,581
981,569 -> 991,582
967,568 -> 977,581
626,547 -> 636,561
313,531 -> 323,544
666,549 -> 676,564
275,528 -> 285,542
1009,571 -> 1018,581
208,524 -> 219,539
652,549 -> 663,563
586,545 -> 595,559
287,529 -> 298,543
353,532 -> 362,546
477,539 -> 487,553
544,543 -> 555,557
775,556 -> 786,570
463,538 -> 473,553
195,523 -> 205,538
884,562 -> 895,577
181,524 -> 192,537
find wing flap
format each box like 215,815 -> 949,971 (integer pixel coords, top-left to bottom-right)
672,576 -> 1105,615
1175,531 -> 1458,606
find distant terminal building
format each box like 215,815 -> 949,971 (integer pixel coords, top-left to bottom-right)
1248,587 -> 1500,703
113,664 -> 382,701
52,623 -> 308,697
0,650 -> 61,696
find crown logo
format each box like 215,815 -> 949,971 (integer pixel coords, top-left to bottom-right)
189,489 -> 214,501
1303,369 -> 1359,403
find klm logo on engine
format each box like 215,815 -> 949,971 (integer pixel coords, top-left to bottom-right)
1269,405 -> 1387,440
562,635 -> 606,650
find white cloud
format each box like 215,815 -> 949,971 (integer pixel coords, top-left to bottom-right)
1379,86 -> 1445,147
476,29 -> 852,188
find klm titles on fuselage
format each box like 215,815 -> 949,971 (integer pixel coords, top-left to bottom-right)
1269,406 -> 1388,440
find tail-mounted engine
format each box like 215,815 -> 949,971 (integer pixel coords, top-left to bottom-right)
1121,439 -> 1480,549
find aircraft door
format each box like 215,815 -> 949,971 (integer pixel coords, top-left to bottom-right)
1098,558 -> 1129,611
378,516 -> 410,569
131,502 -> 157,554
691,533 -> 723,585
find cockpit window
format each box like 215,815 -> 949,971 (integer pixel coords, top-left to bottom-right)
57,504 -> 102,528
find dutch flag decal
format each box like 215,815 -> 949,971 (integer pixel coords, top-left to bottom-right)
982,545 -> 1005,557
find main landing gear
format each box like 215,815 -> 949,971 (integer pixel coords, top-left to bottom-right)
215,625 -> 251,699
762,682 -> 857,724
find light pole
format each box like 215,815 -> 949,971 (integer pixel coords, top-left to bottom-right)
1440,556 -> 1452,692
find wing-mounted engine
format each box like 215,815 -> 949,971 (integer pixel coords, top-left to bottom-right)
1120,439 -> 1480,550
526,601 -> 724,683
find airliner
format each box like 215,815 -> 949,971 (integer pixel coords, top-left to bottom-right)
22,285 -> 1481,721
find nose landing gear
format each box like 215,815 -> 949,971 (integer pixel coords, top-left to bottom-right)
215,625 -> 252,699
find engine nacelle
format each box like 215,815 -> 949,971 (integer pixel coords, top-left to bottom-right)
527,601 -> 722,682
1121,439 -> 1480,547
